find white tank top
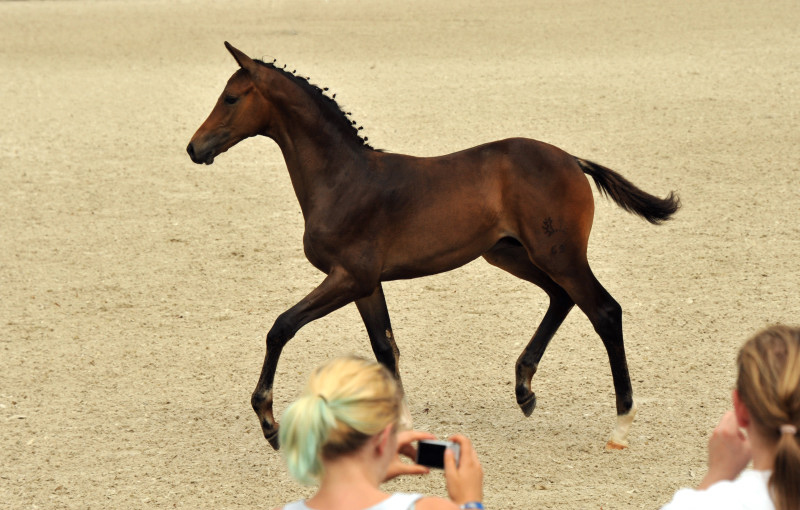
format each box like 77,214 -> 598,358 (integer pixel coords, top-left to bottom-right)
283,492 -> 424,510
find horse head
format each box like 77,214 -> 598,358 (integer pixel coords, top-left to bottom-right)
186,42 -> 272,165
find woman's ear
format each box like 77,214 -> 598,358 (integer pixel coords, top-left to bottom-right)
732,389 -> 750,428
375,423 -> 394,456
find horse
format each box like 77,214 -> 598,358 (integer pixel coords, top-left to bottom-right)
187,42 -> 680,451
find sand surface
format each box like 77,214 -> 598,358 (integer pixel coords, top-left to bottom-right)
2,1 -> 799,508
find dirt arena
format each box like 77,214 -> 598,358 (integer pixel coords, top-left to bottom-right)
2,1 -> 798,508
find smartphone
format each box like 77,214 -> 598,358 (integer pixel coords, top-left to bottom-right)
415,439 -> 460,469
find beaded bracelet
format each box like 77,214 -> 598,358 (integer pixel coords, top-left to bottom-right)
460,503 -> 484,510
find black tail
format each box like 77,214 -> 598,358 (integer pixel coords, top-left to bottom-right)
576,158 -> 680,224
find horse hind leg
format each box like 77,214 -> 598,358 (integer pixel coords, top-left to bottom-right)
355,283 -> 413,430
483,240 -> 574,417
544,261 -> 637,449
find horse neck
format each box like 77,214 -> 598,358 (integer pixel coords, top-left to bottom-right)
260,76 -> 370,217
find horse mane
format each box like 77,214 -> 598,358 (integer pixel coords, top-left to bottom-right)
254,59 -> 380,151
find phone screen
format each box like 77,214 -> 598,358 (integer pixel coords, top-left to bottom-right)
416,440 -> 459,469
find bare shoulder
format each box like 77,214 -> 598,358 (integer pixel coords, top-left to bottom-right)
414,497 -> 460,510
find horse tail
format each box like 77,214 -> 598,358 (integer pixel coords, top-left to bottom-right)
576,157 -> 680,224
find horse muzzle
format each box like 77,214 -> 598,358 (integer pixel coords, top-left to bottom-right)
186,141 -> 216,165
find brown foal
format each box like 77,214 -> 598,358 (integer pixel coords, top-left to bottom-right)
187,42 -> 679,450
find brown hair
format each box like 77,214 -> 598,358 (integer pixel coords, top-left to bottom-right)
736,325 -> 800,510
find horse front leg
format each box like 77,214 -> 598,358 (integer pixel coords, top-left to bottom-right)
354,283 -> 412,430
252,268 -> 363,450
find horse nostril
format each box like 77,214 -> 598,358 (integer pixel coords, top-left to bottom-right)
186,142 -> 195,160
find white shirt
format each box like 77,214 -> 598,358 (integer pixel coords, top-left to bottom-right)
661,470 -> 773,510
283,492 -> 424,510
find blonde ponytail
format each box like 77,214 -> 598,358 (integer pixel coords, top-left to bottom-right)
279,393 -> 338,484
278,356 -> 401,485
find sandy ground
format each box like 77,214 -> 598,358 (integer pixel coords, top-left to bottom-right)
2,1 -> 799,508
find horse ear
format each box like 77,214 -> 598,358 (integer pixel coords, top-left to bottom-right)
224,42 -> 258,74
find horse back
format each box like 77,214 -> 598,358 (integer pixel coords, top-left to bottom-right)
333,138 -> 594,280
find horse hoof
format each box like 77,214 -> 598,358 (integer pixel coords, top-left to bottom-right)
263,423 -> 280,450
605,401 -> 637,450
517,393 -> 537,417
267,432 -> 280,450
605,401 -> 637,451
265,428 -> 280,450
605,439 -> 628,450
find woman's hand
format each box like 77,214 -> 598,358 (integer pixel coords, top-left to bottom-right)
383,430 -> 435,481
698,411 -> 752,489
443,434 -> 483,505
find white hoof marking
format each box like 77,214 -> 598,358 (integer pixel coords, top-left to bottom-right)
606,401 -> 638,449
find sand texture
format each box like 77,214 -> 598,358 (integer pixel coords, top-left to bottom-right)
2,1 -> 799,508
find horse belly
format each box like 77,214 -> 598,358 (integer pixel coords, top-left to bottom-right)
379,209 -> 503,280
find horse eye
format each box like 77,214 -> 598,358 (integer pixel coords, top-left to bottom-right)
224,95 -> 238,105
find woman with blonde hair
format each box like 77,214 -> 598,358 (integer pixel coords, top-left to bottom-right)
276,356 -> 484,510
662,325 -> 800,510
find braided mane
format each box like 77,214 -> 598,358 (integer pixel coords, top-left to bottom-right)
255,59 -> 378,151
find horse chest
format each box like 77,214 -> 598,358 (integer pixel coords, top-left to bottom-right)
301,231 -> 331,273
